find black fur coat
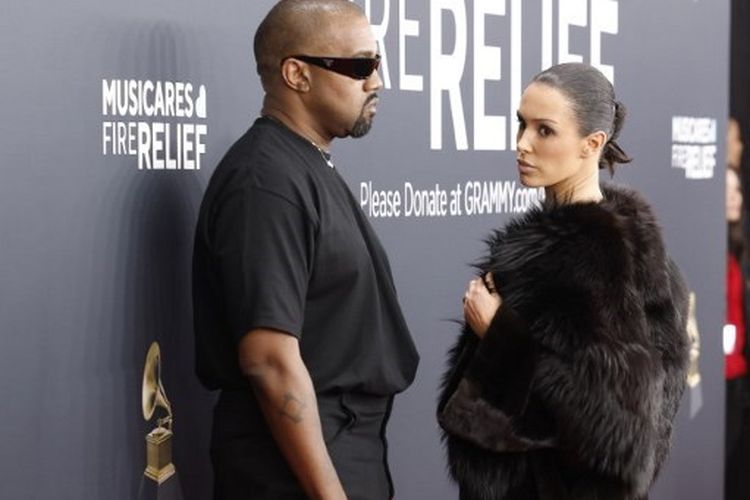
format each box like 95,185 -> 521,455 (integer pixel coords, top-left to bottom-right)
437,184 -> 690,500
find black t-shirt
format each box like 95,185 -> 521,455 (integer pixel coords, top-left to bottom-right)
193,117 -> 419,396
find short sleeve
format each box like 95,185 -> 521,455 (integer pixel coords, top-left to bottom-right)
212,184 -> 316,342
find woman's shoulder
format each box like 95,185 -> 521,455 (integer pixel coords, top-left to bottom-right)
484,183 -> 666,282
495,183 -> 660,241
599,182 -> 660,226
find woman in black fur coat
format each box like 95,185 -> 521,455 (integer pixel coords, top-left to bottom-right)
437,63 -> 690,500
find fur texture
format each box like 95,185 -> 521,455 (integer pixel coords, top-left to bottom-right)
437,184 -> 689,500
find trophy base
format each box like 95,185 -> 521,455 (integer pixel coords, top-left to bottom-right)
137,471 -> 184,500
145,463 -> 176,484
145,428 -> 176,484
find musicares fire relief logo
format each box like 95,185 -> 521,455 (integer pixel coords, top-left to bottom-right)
671,116 -> 716,180
101,79 -> 208,170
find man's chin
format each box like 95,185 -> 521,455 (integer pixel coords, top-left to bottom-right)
350,118 -> 373,138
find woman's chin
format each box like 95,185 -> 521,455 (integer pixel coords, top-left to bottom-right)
518,175 -> 541,188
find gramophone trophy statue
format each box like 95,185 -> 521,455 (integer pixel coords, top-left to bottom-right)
138,342 -> 184,500
686,292 -> 703,419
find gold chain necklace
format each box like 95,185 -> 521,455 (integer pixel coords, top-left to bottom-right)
308,139 -> 335,169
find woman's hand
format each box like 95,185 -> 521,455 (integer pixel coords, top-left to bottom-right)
463,273 -> 503,338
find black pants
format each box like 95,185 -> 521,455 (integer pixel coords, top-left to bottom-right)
210,389 -> 393,500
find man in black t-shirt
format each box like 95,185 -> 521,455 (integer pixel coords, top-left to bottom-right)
192,1 -> 419,499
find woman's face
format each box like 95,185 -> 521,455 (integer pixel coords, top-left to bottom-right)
728,118 -> 744,169
727,168 -> 742,222
515,83 -> 592,190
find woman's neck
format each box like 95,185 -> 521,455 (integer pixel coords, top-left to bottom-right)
545,169 -> 603,204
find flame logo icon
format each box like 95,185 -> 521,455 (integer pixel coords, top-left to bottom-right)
195,85 -> 207,119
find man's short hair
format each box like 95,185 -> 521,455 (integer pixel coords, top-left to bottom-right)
253,0 -> 365,89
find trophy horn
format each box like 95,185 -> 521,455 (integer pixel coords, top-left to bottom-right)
142,342 -> 172,429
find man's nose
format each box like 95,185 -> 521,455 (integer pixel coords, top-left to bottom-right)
365,67 -> 383,92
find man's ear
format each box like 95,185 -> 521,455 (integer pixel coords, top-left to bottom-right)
280,58 -> 311,92
582,130 -> 607,158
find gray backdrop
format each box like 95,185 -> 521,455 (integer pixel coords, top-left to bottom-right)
0,1 -> 727,499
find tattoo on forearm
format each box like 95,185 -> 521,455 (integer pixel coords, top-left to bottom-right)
279,393 -> 307,423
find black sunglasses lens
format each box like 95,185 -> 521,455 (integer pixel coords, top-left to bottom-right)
351,58 -> 379,79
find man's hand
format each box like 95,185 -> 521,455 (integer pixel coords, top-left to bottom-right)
463,272 -> 502,338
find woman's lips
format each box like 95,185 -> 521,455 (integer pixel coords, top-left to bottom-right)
517,158 -> 536,173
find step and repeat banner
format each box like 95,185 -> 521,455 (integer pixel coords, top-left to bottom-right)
0,1 -> 727,499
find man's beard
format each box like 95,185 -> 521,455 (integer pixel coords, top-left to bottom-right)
350,94 -> 378,138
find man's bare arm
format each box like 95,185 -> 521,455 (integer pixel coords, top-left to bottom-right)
238,329 -> 346,500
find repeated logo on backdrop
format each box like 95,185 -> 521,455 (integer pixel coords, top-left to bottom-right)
671,116 -> 717,180
363,0 -> 619,151
101,79 -> 208,170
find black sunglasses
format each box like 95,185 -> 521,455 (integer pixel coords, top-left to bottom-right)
286,54 -> 381,80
